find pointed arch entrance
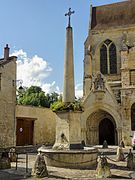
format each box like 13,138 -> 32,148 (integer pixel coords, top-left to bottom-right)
99,118 -> 115,145
86,110 -> 117,145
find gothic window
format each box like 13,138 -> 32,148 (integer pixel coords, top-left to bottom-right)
130,70 -> 135,85
109,43 -> 117,74
100,40 -> 117,75
131,103 -> 135,131
100,44 -> 107,74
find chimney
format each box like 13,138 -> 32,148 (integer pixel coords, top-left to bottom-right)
4,44 -> 10,60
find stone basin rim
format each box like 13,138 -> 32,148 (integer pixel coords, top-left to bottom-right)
38,148 -> 98,154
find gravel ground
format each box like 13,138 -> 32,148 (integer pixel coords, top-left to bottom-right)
0,146 -> 135,180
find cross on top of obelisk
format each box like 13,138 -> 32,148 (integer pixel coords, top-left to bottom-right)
65,8 -> 75,27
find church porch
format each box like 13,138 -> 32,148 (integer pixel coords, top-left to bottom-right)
86,110 -> 120,146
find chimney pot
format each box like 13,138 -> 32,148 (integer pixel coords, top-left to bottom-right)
4,44 -> 10,60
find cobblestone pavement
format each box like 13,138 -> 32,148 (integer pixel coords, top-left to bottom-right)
0,146 -> 135,180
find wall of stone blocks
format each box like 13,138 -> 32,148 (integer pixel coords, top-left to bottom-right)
16,105 -> 56,146
83,25 -> 135,146
0,58 -> 17,147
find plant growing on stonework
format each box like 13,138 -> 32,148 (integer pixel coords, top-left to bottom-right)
51,98 -> 83,111
51,101 -> 65,111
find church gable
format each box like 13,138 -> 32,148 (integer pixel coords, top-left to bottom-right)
83,73 -> 118,109
91,0 -> 135,30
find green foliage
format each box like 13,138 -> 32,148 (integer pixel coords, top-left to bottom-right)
17,85 -> 83,110
46,92 -> 59,107
26,86 -> 42,94
51,101 -> 65,111
17,86 -> 59,108
51,100 -> 83,112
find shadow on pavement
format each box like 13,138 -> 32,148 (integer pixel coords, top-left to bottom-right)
0,170 -> 24,180
110,174 -> 131,179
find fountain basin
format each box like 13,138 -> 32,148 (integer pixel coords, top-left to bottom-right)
38,147 -> 98,169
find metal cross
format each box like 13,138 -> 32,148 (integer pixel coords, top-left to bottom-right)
65,8 -> 75,27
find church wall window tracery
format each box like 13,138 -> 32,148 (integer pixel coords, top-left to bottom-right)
100,39 -> 117,75
100,44 -> 107,74
130,70 -> 135,85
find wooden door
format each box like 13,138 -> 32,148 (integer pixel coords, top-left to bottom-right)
16,119 -> 34,146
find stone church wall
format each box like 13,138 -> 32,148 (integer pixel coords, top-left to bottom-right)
83,20 -> 135,145
121,46 -> 135,145
84,26 -> 135,79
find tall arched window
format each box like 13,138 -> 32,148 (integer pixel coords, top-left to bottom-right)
131,103 -> 135,130
100,44 -> 107,74
100,39 -> 117,75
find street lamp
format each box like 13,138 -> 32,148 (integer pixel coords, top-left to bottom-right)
17,80 -> 24,94
13,79 -> 24,96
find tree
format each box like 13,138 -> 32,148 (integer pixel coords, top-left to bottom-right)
18,86 -> 46,107
26,86 -> 42,94
46,92 -> 59,106
17,86 -> 54,108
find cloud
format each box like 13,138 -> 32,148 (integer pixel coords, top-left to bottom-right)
11,49 -> 83,97
75,83 -> 83,98
42,81 -> 60,94
11,49 -> 60,94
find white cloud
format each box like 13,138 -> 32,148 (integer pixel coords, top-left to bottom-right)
11,49 -> 60,94
11,49 -> 27,59
42,81 -> 60,94
11,49 -> 83,97
75,83 -> 83,98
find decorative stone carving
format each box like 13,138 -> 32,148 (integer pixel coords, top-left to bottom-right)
121,40 -> 129,51
32,152 -> 48,178
129,171 -> 135,179
96,155 -> 111,178
53,133 -> 69,150
94,73 -> 105,91
127,149 -> 135,170
121,32 -> 132,51
0,151 -> 11,169
102,140 -> 108,149
9,147 -> 17,162
60,133 -> 68,143
116,146 -> 125,161
119,140 -> 125,148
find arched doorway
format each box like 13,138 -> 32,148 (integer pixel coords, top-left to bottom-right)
99,118 -> 115,145
86,110 -> 117,145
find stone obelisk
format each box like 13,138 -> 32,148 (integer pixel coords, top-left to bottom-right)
63,8 -> 75,103
53,8 -> 83,150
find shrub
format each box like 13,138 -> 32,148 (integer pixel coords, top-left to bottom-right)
51,101 -> 83,111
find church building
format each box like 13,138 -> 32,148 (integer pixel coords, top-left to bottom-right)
0,0 -> 135,148
82,0 -> 135,146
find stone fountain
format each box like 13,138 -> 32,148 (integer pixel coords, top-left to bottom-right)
38,8 -> 98,169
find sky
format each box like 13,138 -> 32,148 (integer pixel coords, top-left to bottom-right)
0,0 -> 124,97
